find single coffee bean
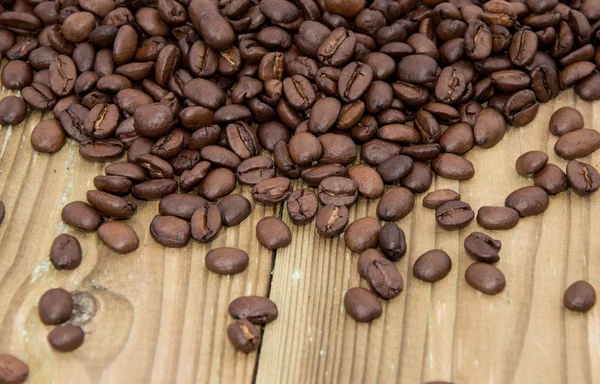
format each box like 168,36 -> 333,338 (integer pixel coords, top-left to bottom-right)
105,162 -> 147,182
423,189 -> 461,210
344,217 -> 381,254
229,296 -> 278,324
256,216 -> 291,250
505,186 -> 549,217
509,29 -> 537,67
0,354 -> 29,384
397,54 -> 439,86
347,164 -> 384,199
464,232 -> 501,263
22,83 -> 57,111
432,154 -> 475,180
530,65 -> 560,103
376,187 -> 415,222
534,164 -> 569,195
287,189 -> 318,225
465,262 -> 506,295
50,234 -> 82,270
317,177 -> 358,207
49,55 -> 77,97
315,204 -> 349,237
476,206 -> 520,230
48,325 -> 85,352
205,247 -> 249,275
184,78 -> 226,110
227,319 -> 261,353
236,156 -> 276,186
251,177 -> 293,205
61,201 -> 103,232
84,103 -> 120,139
401,161 -> 433,193
93,175 -> 132,197
439,123 -> 474,155
378,223 -> 406,261
549,107 -> 584,137
473,108 -> 506,149
318,27 -> 356,67
31,119 -> 67,154
225,121 -> 260,160
436,201 -> 474,230
554,129 -> 600,160
435,66 -> 468,104
361,139 -> 402,166
338,61 -> 373,102
575,73 -> 600,101
318,134 -> 357,165
413,250 -> 452,283
1,60 -> 33,90
503,89 -> 539,127
559,61 -> 596,89
376,155 -> 413,184
288,132 -> 322,166
566,160 -> 600,196
97,222 -> 139,254
86,190 -> 136,220
301,164 -> 346,187
150,215 -> 191,248
465,21 -> 492,61
344,287 -> 382,323
79,139 -> 125,162
0,96 -> 27,126
38,288 -> 73,325
365,258 -> 403,300
190,204 -> 222,243
217,194 -> 252,227
197,168 -> 236,201
564,280 -> 596,312
357,249 -> 385,278
515,151 -> 549,176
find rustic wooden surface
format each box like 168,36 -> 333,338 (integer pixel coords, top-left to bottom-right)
1,67 -> 600,384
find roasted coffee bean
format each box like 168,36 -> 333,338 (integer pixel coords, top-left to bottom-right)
377,124 -> 420,145
318,28 -> 356,67
86,190 -> 137,219
505,186 -> 549,217
503,89 -> 539,127
227,319 -> 261,353
49,55 -> 76,97
473,108 -> 506,149
376,155 -> 413,184
575,73 -> 600,101
206,247 -> 249,275
158,194 -> 207,221
236,156 -> 276,185
133,178 -> 179,200
397,54 -> 439,86
105,163 -> 147,183
39,288 -> 73,325
347,165 -> 384,199
465,262 -> 506,295
198,168 -> 236,201
288,132 -> 322,166
225,121 -> 260,160
566,160 -> 600,196
530,65 -> 560,103
344,287 -> 382,323
61,201 -> 103,232
79,139 -> 125,162
184,78 -> 226,110
229,296 -> 278,325
476,206 -> 520,230
415,110 -> 441,144
436,200 -> 474,230
365,258 -> 403,300
361,139 -> 402,166
137,154 -> 175,179
218,194 -> 252,227
316,204 -> 348,237
48,325 -> 85,352
191,204 -> 222,242
378,223 -> 406,261
509,29 -> 537,67
150,215 -> 191,248
257,121 -> 290,152
301,164 -> 346,187
22,83 -> 57,111
534,164 -> 568,195
0,96 -> 27,126
549,107 -> 584,137
432,154 -> 475,181
344,217 -> 381,254
435,66 -> 467,104
252,177 -> 293,205
256,216 -> 291,250
309,97 -> 341,134
93,176 -> 132,197
423,189 -> 461,210
30,119 -> 66,154
84,103 -> 119,139
490,70 -> 531,93
287,189 -> 318,225
0,354 -> 29,384
464,21 -> 492,61
338,61 -> 373,103
282,75 -> 316,111
317,177 -> 358,207
516,151 -> 549,176
400,161 -> 433,193
564,280 -> 596,312
50,234 -> 82,270
1,60 -> 33,89
559,61 -> 596,89
358,249 -> 385,279
318,134 -> 357,165
464,232 -> 501,264
134,103 -> 175,138
554,129 -> 600,160
413,250 -> 452,283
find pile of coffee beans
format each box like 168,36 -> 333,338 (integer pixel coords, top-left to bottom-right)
0,0 -> 599,374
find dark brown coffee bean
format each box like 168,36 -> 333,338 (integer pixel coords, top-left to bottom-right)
377,124 -> 420,144
534,164 -> 568,195
432,154 -> 475,181
490,70 -> 531,93
0,96 -> 27,126
184,78 -> 226,110
465,262 -> 506,295
227,319 -> 261,353
256,216 -> 291,250
503,89 -> 539,127
413,250 -> 452,283
575,73 -> 600,101
217,194 -> 252,227
136,154 -> 175,179
347,165 -> 384,199
361,139 -> 402,166
191,204 -> 222,243
22,83 -> 57,111
105,162 -> 147,182
564,280 -> 596,312
300,164 -> 346,187
1,60 -> 33,90
465,21 -> 492,61
476,206 -> 520,230
505,186 -> 549,217
0,11 -> 41,34
30,119 -> 66,154
133,179 -> 179,200
225,121 -> 260,160
554,129 -> 600,160
365,258 -> 403,300
257,121 -> 290,152
133,103 -> 175,139
338,61 -> 373,102
48,325 -> 85,352
357,249 -> 385,279
473,108 -> 507,149
84,103 -> 119,139
86,190 -> 136,219
150,215 -> 191,248
79,139 -> 125,162
206,247 -> 249,275
198,168 -> 236,201
344,287 -> 382,323
282,74 -> 316,111
316,204 -> 348,237
61,201 -> 103,232
376,155 -> 413,184
0,354 -> 28,384
158,194 -> 208,221
435,66 -> 467,104
317,177 -> 358,207
530,65 -> 560,103
423,189 -> 461,210
116,89 -> 153,117
93,175 -> 132,197
378,223 -> 406,261
415,110 -> 441,144
251,177 -> 293,205
287,189 -> 318,225
309,97 -> 341,134
400,161 -> 433,193
344,217 -> 381,253
50,234 -> 82,270
229,296 -> 278,325
318,134 -> 357,165
436,200 -> 474,230
566,160 -> 600,196
549,107 -> 584,137
234,156 -> 274,185
515,151 -> 549,176
318,27 -> 356,67
559,61 -> 596,89
397,54 -> 439,86
39,288 -> 73,325
464,232 -> 501,264
509,29 -> 537,67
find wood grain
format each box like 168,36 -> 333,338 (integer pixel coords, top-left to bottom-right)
1,66 -> 600,384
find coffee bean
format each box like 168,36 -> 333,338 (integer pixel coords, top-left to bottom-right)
365,258 -> 403,300
191,204 -> 222,243
315,204 -> 348,237
555,129 -> 600,160
133,179 -> 179,200
473,108 -> 507,149
361,139 -> 402,166
206,247 -> 249,275
252,177 -> 293,205
79,139 -> 125,162
530,65 -> 560,103
0,354 -> 28,384
22,83 -> 57,111
229,296 -> 278,324
344,287 -> 382,322
559,61 -> 596,89
400,161 -> 433,193
338,61 -> 373,102
378,223 -> 406,261
515,151 -> 549,176
397,54 -> 439,86
30,119 -> 67,154
566,160 -> 600,196
503,89 -> 539,127
227,319 -> 261,353
465,262 -> 506,295
38,288 -> 73,325
439,123 -> 474,155
344,217 -> 381,253
413,250 -> 452,283
317,177 -> 358,207
256,216 -> 291,250
509,29 -> 537,67
347,164 -> 384,199
464,232 -> 501,264
1,60 -> 33,90
436,200 -> 474,230
158,194 -> 207,221
505,186 -> 549,217
288,132 -> 323,166
97,222 -> 139,254
564,280 -> 596,312
549,107 -> 584,137
48,325 -> 85,352
86,190 -> 136,219
286,189 -> 318,226
575,73 -> 600,101
476,206 -> 520,230
376,187 -> 414,222
423,189 -> 461,210
376,155 -> 413,184
225,121 -> 260,160
318,27 -> 356,67
150,215 -> 191,248
0,96 -> 27,126
432,153 -> 475,180
534,164 -> 569,195
435,66 -> 467,104
61,201 -> 103,232
357,249 -> 385,279
198,168 -> 236,201
50,234 -> 82,270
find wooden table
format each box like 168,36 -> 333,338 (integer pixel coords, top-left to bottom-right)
1,74 -> 599,383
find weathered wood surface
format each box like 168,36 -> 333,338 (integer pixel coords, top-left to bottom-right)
1,73 -> 599,384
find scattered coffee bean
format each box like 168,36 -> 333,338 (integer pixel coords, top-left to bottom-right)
436,201 -> 474,230
378,223 -> 406,261
0,96 -> 27,126
344,287 -> 382,323
476,206 -> 520,230
61,201 -> 103,232
150,215 -> 191,248
0,354 -> 29,383
376,187 -> 414,222
344,217 -> 381,254
464,232 -> 501,264
38,288 -> 73,325
31,119 -> 67,154
564,280 -> 596,312
97,222 -> 139,254
432,153 -> 475,181
50,234 -> 82,270
256,216 -> 291,250
465,262 -> 506,295
315,204 -> 348,238
48,324 -> 85,352
505,186 -> 549,217
357,249 -> 385,279
534,164 -> 568,195
229,296 -> 278,324
252,177 -> 293,205
566,160 -> 600,196
287,189 -> 318,226
317,177 -> 358,207
413,250 -> 452,283
227,319 -> 261,353
206,247 -> 249,275
217,194 -> 252,227
554,129 -> 600,160
191,204 -> 222,243
549,107 -> 584,137
423,189 -> 461,210
365,258 -> 403,299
